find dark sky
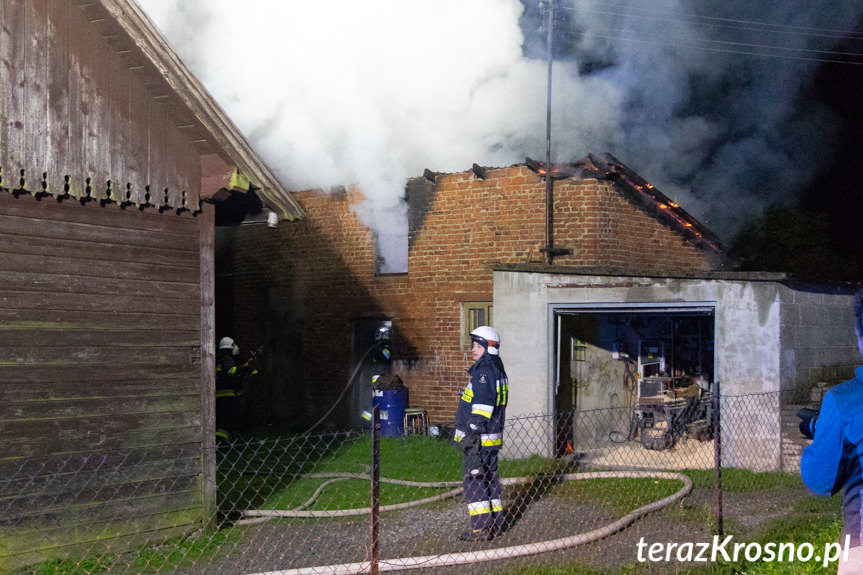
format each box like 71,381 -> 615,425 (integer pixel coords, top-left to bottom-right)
518,1 -> 863,278
801,35 -> 863,278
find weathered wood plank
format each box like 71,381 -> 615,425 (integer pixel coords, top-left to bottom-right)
111,44 -> 129,193
149,96 -> 169,207
168,108 -> 202,207
125,53 -> 149,205
1,451 -> 202,500
24,1 -> 48,186
0,214 -> 200,255
0,1 -> 9,166
65,1 -> 89,197
0,232 -> 200,268
0,443 -> 202,478
1,395 -> 201,425
0,248 -> 200,281
0,290 -> 200,315
0,343 -> 198,365
6,466 -> 201,507
0,326 -> 199,348
165,111 -> 183,209
2,491 -> 202,554
0,214 -> 201,256
5,473 -> 202,519
1,412 -> 203,455
0,361 -> 199,384
0,0 -> 26,173
0,307 -> 199,332
0,269 -> 201,299
85,13 -> 111,200
199,202 -> 217,526
46,0 -> 71,197
2,378 -> 199,403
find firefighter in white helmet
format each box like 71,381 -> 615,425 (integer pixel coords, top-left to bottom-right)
453,326 -> 509,541
215,336 -> 242,441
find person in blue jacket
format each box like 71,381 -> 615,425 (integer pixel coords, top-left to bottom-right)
801,289 -> 863,574
453,326 -> 509,542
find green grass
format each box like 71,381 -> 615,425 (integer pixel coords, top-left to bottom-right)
259,434 -> 463,510
552,476 -> 683,514
16,529 -> 242,575
683,468 -> 805,492
256,436 -> 682,513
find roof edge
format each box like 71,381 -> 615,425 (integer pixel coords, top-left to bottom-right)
102,0 -> 303,220
490,262 -> 788,282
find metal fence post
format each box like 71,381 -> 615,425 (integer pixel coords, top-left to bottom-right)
712,379 -> 723,536
371,404 -> 381,575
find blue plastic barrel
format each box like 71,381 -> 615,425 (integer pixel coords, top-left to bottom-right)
372,387 -> 409,437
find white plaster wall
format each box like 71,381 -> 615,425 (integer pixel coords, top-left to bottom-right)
494,270 -> 553,459
779,286 -> 858,395
494,271 -> 789,470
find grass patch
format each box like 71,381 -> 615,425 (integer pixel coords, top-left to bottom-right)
259,435 -> 464,510
683,468 -> 804,492
16,529 -> 242,575
256,435 -> 687,517
551,476 -> 683,514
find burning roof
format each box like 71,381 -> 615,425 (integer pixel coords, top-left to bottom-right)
526,152 -> 724,253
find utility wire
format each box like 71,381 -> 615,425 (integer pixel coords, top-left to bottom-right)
556,2 -> 863,41
557,28 -> 863,65
549,2 -> 863,65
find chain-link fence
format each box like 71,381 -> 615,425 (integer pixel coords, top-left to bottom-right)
2,390 -> 844,574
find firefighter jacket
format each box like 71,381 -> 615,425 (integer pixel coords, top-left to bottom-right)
454,352 -> 508,450
216,350 -> 242,398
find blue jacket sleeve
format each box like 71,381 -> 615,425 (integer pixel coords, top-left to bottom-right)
800,391 -> 844,495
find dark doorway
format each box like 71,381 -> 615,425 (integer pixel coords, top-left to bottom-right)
553,306 -> 715,456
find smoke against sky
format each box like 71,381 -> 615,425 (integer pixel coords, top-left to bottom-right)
137,0 -> 863,268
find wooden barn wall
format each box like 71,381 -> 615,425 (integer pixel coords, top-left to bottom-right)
0,0 -> 203,209
0,192 -> 205,567
0,2 -> 219,566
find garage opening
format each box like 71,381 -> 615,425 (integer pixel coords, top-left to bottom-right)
552,303 -> 715,456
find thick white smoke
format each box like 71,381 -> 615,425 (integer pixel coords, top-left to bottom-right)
137,0 -> 860,265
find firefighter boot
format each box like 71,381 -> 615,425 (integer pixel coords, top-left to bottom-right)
458,528 -> 493,542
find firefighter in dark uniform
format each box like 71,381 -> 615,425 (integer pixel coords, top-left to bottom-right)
454,326 -> 508,541
215,336 -> 243,441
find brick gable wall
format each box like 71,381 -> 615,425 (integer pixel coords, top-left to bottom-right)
229,166 -> 718,428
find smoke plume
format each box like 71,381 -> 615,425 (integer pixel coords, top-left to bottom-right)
137,0 -> 862,266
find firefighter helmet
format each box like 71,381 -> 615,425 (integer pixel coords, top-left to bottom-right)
470,326 -> 500,356
218,337 -> 235,350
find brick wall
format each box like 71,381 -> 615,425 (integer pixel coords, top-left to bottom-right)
229,164 -> 719,428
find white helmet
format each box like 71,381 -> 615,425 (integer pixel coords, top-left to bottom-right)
219,337 -> 240,356
470,326 -> 500,355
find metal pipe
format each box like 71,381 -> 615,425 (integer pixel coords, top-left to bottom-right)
544,0 -> 554,265
371,405 -> 381,575
712,379 -> 723,536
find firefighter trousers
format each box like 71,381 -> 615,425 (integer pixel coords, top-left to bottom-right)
463,449 -> 504,533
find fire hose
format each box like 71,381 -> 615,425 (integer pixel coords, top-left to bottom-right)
245,470 -> 692,575
302,342 -> 379,435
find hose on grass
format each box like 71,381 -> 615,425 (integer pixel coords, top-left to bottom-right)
244,470 -> 692,575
